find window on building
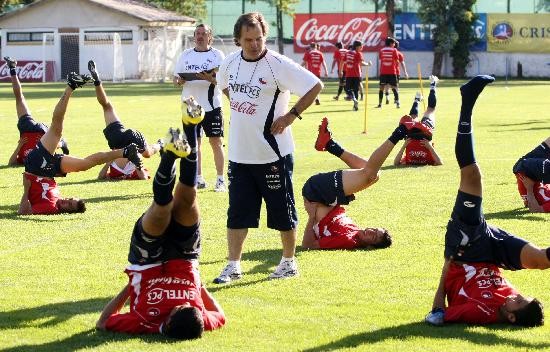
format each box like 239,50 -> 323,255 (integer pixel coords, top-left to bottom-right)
84,30 -> 133,44
7,31 -> 54,43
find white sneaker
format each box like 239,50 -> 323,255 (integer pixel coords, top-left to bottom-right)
269,260 -> 298,279
213,264 -> 242,284
429,75 -> 439,85
197,179 -> 207,189
214,179 -> 226,192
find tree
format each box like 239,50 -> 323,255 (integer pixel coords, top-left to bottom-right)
251,0 -> 299,54
362,0 -> 396,36
144,0 -> 206,22
0,0 -> 33,14
449,1 -> 476,77
417,1 -> 453,76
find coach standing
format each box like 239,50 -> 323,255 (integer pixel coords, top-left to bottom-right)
214,12 -> 323,283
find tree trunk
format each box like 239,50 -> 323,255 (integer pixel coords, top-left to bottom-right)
385,0 -> 395,36
432,52 -> 444,76
277,7 -> 284,54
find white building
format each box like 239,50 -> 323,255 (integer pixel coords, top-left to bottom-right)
0,0 -> 196,81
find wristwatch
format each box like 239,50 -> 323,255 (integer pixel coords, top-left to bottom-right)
289,107 -> 302,120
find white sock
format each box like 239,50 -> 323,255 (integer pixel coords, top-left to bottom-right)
197,174 -> 205,182
228,260 -> 241,271
281,257 -> 294,263
217,175 -> 224,182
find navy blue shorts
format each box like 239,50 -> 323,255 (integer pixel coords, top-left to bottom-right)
444,191 -> 527,270
302,170 -> 355,206
198,107 -> 223,138
17,114 -> 48,134
227,155 -> 297,231
513,142 -> 550,183
103,121 -> 146,151
128,215 -> 201,265
24,141 -> 66,178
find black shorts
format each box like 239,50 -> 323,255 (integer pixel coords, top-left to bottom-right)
198,107 -> 223,138
17,114 -> 48,134
379,74 -> 398,86
24,141 -> 66,178
227,155 -> 297,231
512,142 -> 550,183
103,121 -> 147,151
128,215 -> 201,265
302,170 -> 355,206
444,191 -> 527,270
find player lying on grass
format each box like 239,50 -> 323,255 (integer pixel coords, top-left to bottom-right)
5,56 -> 69,166
301,115 -> 420,250
425,75 -> 546,327
513,137 -> 550,213
88,60 -> 161,180
393,75 -> 442,166
97,120 -> 225,339
18,73 -> 142,215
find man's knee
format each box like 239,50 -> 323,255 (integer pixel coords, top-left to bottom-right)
461,164 -> 482,183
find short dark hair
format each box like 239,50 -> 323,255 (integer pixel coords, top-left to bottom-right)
233,12 -> 269,47
352,40 -> 362,49
76,199 -> 86,213
385,37 -> 396,46
335,41 -> 343,49
514,299 -> 544,327
372,230 -> 392,249
163,306 -> 204,339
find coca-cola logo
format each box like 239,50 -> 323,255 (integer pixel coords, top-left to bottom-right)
0,60 -> 55,82
229,100 -> 258,115
294,13 -> 388,53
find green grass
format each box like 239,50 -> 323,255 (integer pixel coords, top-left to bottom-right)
0,79 -> 549,351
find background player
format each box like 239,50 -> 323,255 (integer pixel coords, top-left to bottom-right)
5,56 -> 69,166
376,37 -> 400,108
88,60 -> 160,180
331,42 -> 349,101
19,73 -> 142,215
383,40 -> 408,105
173,24 -> 226,191
97,123 -> 225,339
302,42 -> 328,105
301,117 -> 393,250
393,76 -> 442,166
341,40 -> 371,111
513,138 -> 550,212
425,75 -> 547,327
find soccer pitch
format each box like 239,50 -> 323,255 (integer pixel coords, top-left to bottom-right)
0,79 -> 549,351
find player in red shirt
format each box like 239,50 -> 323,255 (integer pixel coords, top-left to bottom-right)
19,74 -> 143,215
383,40 -> 408,105
425,75 -> 547,328
302,43 -> 328,105
98,160 -> 150,180
331,42 -> 350,101
393,76 -> 442,166
97,121 -> 226,339
302,115 -> 419,250
512,137 -> 550,212
341,40 -> 372,111
376,37 -> 400,108
5,57 -> 70,166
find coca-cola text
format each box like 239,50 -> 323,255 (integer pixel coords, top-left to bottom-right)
0,60 -> 55,82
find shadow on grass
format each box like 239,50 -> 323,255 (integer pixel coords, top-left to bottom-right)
486,120 -> 545,128
0,164 -> 21,170
303,322 -> 550,351
484,207 -> 547,221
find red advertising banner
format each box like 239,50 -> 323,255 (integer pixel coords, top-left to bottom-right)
294,13 -> 389,53
0,60 -> 55,82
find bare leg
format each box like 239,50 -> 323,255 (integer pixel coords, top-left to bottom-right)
227,228 -> 248,261
94,84 -> 120,125
10,73 -> 30,118
280,229 -> 296,258
209,136 -> 225,177
60,149 -> 124,173
171,182 -> 199,227
40,87 -> 73,154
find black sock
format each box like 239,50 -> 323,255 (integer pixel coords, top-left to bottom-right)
153,152 -> 177,205
94,80 -> 101,87
389,125 -> 407,145
409,101 -> 419,116
337,85 -> 343,96
428,88 -> 437,109
10,68 -> 17,76
392,88 -> 399,103
179,124 -> 198,186
378,90 -> 383,104
326,139 -> 344,157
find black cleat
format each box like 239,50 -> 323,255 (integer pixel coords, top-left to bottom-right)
87,60 -> 100,84
122,143 -> 143,170
60,138 -> 70,155
67,72 -> 94,90
4,56 -> 17,69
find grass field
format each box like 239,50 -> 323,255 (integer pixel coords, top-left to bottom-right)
0,78 -> 549,352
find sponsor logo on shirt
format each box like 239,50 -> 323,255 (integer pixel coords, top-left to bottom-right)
147,307 -> 161,317
146,288 -> 196,304
229,100 -> 258,115
463,201 -> 476,208
409,150 -> 427,158
259,77 -> 267,85
228,82 -> 261,98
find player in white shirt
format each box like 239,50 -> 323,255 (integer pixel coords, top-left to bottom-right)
214,12 -> 323,283
174,24 -> 226,192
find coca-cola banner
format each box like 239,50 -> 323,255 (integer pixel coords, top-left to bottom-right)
0,60 -> 55,82
294,13 -> 388,53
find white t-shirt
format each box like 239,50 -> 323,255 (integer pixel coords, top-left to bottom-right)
174,47 -> 225,111
218,49 -> 321,164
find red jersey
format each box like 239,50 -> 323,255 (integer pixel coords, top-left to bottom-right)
106,161 -> 149,180
303,49 -> 325,77
344,50 -> 364,78
333,48 -> 348,73
314,205 -> 361,249
395,51 -> 405,76
378,47 -> 399,75
444,262 -> 518,324
16,131 -> 43,164
25,173 -> 60,215
401,140 -> 436,165
105,259 -> 225,334
514,173 -> 550,212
